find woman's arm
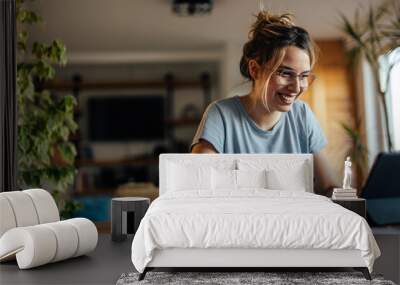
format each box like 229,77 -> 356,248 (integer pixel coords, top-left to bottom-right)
191,139 -> 218,154
313,148 -> 340,197
191,102 -> 225,153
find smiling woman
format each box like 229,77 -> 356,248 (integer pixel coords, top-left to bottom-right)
191,10 -> 339,196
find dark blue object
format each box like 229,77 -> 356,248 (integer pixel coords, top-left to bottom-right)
362,152 -> 400,198
361,152 -> 400,225
73,196 -> 111,222
366,198 -> 400,225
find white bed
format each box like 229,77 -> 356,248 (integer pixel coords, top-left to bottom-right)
131,154 -> 380,280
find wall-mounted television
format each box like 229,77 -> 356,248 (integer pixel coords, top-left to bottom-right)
87,96 -> 165,141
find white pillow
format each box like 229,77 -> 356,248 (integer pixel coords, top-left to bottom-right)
211,168 -> 237,190
237,159 -> 310,192
167,162 -> 211,191
211,169 -> 268,191
266,169 -> 307,191
237,169 -> 267,189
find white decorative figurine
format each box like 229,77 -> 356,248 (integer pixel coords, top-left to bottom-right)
332,156 -> 357,199
342,156 -> 352,189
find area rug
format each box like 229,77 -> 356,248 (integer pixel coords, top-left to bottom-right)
116,271 -> 395,285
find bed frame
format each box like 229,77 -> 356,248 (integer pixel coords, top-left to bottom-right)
138,154 -> 372,280
140,248 -> 370,280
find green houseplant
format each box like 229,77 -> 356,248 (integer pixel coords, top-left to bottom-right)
16,0 -> 80,218
340,0 -> 400,152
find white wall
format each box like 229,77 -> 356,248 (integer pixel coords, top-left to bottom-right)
219,42 -> 250,98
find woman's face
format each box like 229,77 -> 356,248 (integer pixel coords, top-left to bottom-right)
262,46 -> 311,113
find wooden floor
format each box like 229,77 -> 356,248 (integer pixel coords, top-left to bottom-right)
372,227 -> 400,284
1,228 -> 399,284
0,235 -> 134,285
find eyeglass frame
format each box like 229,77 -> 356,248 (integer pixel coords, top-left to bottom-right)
272,68 -> 316,88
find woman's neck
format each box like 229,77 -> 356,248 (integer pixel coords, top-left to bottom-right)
240,93 -> 281,131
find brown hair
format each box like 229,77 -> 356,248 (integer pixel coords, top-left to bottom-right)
239,11 -> 318,81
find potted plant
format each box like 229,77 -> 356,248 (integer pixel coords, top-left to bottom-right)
340,0 -> 400,152
16,0 -> 80,218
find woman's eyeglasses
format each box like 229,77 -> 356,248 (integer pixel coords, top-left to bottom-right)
274,68 -> 316,88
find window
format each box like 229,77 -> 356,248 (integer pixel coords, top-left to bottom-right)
379,47 -> 400,150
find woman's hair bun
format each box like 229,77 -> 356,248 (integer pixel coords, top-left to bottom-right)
249,11 -> 295,39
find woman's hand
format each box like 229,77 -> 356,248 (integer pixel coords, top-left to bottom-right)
191,139 -> 218,154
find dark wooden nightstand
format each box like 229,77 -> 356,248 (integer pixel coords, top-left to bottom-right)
332,198 -> 366,218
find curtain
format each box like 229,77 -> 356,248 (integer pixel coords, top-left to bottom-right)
0,0 -> 17,192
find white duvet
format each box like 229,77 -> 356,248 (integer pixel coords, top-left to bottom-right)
131,190 -> 380,273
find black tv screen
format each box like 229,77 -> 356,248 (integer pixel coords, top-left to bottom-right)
87,96 -> 165,141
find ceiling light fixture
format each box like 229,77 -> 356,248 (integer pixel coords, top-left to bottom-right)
172,0 -> 213,16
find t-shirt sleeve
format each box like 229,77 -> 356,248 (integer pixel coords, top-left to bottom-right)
191,103 -> 224,153
304,103 -> 327,153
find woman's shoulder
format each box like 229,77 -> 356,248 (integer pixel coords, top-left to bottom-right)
206,96 -> 241,115
213,96 -> 240,109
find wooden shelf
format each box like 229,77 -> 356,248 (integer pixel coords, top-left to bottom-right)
166,117 -> 200,126
50,73 -> 211,196
45,79 -> 203,91
74,188 -> 115,196
76,157 -> 158,167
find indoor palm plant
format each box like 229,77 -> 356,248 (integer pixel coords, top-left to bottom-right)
340,0 -> 400,152
16,0 -> 80,218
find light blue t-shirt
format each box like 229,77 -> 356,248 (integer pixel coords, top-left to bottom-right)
192,96 -> 327,154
